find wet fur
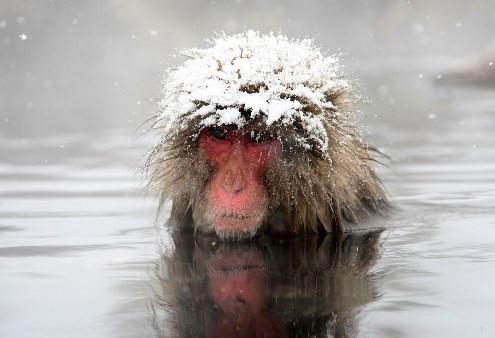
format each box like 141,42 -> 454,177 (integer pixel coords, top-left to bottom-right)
146,86 -> 388,236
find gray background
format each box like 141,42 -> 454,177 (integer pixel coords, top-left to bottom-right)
1,0 -> 495,137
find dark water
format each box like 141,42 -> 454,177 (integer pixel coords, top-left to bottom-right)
1,76 -> 495,338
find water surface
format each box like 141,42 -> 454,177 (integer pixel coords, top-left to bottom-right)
1,75 -> 495,337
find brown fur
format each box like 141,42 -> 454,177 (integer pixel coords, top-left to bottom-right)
146,81 -> 388,236
151,230 -> 382,337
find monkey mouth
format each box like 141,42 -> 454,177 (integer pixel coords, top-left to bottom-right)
221,213 -> 255,220
209,212 -> 263,238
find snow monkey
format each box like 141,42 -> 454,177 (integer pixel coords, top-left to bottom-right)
147,31 -> 388,239
152,231 -> 382,337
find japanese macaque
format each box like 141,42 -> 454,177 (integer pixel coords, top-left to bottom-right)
147,31 -> 387,239
151,230 -> 382,338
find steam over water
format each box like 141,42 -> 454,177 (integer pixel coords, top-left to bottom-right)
2,1 -> 495,337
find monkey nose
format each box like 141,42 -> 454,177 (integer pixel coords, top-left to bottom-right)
221,170 -> 246,195
231,186 -> 244,194
223,180 -> 245,195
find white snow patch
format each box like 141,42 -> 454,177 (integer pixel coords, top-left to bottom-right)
157,30 -> 350,152
266,99 -> 300,125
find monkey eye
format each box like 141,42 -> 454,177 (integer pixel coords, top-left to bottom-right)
249,131 -> 275,144
211,127 -> 229,140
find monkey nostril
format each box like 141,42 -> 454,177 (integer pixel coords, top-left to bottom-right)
222,184 -> 244,195
233,187 -> 244,194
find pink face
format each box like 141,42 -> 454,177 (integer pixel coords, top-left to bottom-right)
206,249 -> 286,338
199,127 -> 281,236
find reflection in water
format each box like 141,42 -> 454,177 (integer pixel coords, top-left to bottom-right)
152,231 -> 382,338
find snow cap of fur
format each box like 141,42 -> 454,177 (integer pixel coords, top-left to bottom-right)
157,30 -> 351,152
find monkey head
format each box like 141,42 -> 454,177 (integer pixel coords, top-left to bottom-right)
147,31 -> 387,239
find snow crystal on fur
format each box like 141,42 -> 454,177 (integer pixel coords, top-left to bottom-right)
157,30 -> 351,152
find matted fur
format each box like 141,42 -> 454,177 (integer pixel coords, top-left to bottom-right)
146,83 -> 388,236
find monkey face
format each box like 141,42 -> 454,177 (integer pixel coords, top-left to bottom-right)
198,126 -> 281,237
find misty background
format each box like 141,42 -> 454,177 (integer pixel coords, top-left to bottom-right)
2,0 -> 495,138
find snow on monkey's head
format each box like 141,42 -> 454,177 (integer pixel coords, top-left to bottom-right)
148,31 -> 385,239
